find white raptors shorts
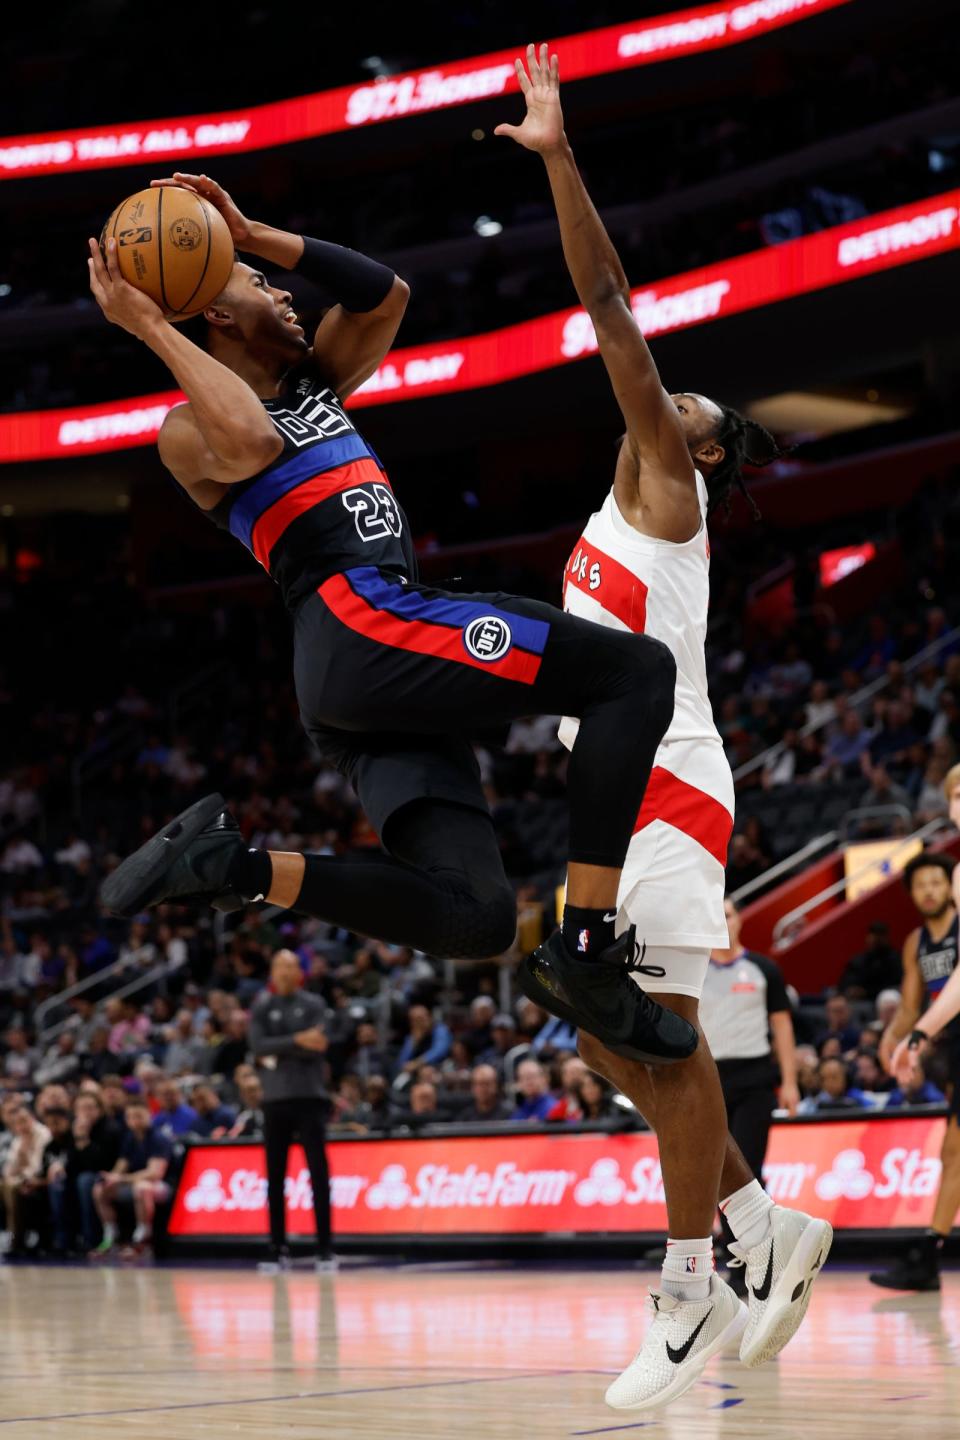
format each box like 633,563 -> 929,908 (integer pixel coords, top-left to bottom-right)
627,945 -> 710,1002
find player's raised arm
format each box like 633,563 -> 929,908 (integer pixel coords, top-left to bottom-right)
87,236 -> 283,485
496,47 -> 696,500
151,173 -> 409,400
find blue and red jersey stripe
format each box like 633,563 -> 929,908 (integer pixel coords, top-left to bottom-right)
318,567 -> 550,684
227,433 -> 378,567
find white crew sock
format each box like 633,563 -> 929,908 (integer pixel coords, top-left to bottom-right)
720,1179 -> 774,1250
102,1222 -> 117,1244
132,1223 -> 149,1243
660,1236 -> 713,1302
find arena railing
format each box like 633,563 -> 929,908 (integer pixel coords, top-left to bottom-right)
839,805 -> 914,840
34,949 -> 188,1043
770,814 -> 952,949
729,831 -> 840,907
732,622 -> 960,786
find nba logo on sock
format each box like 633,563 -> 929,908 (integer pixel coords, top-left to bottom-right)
577,928 -> 590,953
685,1256 -> 700,1273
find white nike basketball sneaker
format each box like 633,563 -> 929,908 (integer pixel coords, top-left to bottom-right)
729,1205 -> 833,1368
605,1273 -> 748,1412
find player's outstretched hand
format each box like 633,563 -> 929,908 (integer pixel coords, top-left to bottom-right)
494,43 -> 564,154
150,172 -> 251,246
87,236 -> 165,337
890,1034 -> 923,1088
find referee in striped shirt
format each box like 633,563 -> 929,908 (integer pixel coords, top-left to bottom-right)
702,898 -> 799,1222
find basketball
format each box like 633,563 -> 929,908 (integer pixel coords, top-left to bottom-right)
100,186 -> 235,320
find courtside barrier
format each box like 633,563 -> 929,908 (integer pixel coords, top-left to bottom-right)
167,1111 -> 948,1248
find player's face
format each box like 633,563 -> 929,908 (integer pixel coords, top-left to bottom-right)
670,393 -> 725,467
949,783 -> 960,829
208,262 -> 310,359
909,865 -> 953,919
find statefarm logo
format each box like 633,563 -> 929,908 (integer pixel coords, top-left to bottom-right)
345,64 -> 515,127
814,1147 -> 942,1202
0,121 -> 251,172
837,205 -> 958,269
561,280 -> 732,358
183,1166 -> 369,1214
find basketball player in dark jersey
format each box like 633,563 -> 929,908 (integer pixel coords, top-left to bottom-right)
873,848 -> 960,1290
86,174 -> 692,1066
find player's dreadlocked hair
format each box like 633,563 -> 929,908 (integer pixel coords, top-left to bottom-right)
705,406 -> 788,520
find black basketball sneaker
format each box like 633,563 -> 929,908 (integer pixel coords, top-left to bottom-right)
869,1238 -> 942,1293
100,793 -> 249,917
517,927 -> 698,1064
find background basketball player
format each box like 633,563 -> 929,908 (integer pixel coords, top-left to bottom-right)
874,842 -> 960,1290
497,45 -> 830,1412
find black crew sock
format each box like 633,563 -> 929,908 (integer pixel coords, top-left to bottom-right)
561,904 -> 618,959
226,847 -> 273,902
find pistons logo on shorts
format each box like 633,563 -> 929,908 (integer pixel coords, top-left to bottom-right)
463,615 -> 513,662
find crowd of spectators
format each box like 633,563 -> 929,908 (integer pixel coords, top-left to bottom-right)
0,940 -> 640,1263
791,988 -> 951,1114
1,909 -> 950,1267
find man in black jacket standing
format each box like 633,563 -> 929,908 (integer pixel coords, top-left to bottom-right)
248,949 -> 334,1271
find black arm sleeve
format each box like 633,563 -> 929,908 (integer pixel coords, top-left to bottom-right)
294,237 -> 395,313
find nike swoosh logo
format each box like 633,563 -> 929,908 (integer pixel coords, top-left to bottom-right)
603,911 -> 617,923
665,1310 -> 712,1364
752,1246 -> 775,1301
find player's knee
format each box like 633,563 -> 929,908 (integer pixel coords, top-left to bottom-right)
443,885 -> 516,959
640,636 -> 677,723
613,633 -> 676,723
475,886 -> 518,957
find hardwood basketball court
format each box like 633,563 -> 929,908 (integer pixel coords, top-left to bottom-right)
0,1261 -> 955,1436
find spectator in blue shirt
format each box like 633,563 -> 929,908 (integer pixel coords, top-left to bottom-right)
511,1057 -> 555,1122
91,1097 -> 173,1258
394,1004 -> 452,1078
798,1058 -> 869,1114
886,1057 -> 946,1109
532,1014 -> 579,1055
818,711 -> 873,780
151,1077 -> 199,1139
189,1083 -> 237,1138
815,994 -> 862,1055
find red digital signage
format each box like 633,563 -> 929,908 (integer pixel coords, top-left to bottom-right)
3,190 -> 957,463
168,1115 -> 947,1241
0,2 -> 851,180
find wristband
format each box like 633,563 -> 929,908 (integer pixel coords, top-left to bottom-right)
906,1029 -> 929,1051
295,236 -> 395,313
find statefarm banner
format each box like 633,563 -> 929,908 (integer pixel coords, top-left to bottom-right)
168,1115 -> 947,1240
0,1 -> 851,180
2,188 -> 957,464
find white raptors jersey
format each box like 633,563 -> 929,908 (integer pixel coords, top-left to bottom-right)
559,473 -> 734,948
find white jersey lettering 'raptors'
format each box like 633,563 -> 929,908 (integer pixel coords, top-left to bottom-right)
559,472 -> 734,948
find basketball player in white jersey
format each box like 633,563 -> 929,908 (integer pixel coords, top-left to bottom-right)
498,46 -> 832,1411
